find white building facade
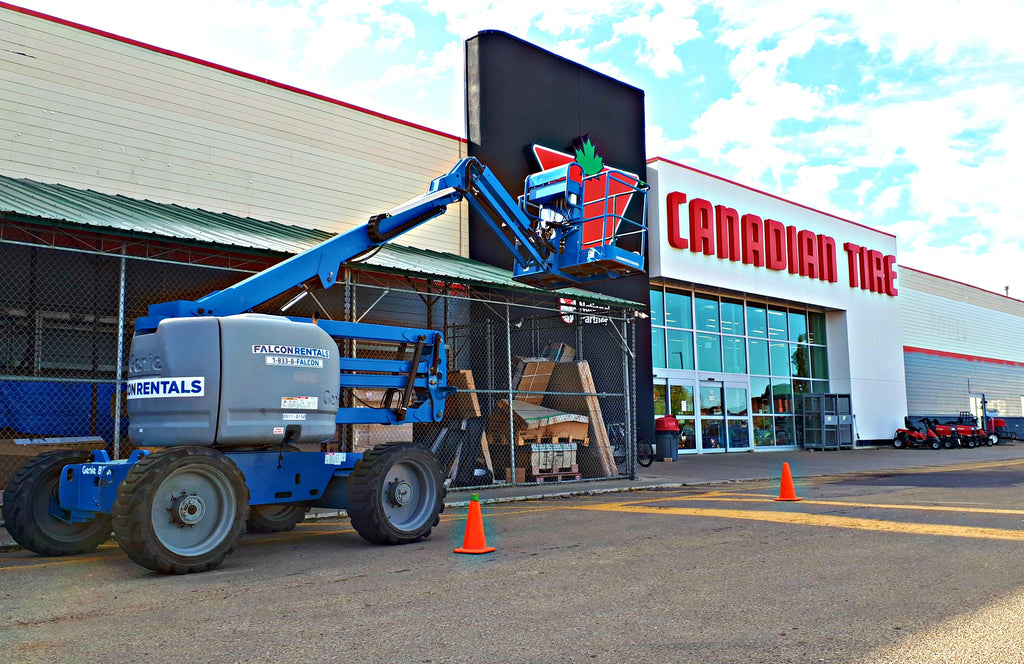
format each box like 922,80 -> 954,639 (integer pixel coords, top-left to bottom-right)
646,158 -> 907,451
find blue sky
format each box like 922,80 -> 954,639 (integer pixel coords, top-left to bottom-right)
13,0 -> 1024,298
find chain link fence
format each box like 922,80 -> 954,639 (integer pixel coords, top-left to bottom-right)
0,239 -> 640,493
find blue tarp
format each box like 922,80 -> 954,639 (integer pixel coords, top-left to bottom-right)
0,380 -> 124,440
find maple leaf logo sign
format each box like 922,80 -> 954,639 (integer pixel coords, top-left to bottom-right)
574,138 -> 604,176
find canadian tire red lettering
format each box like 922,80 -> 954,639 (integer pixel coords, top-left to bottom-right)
818,235 -> 838,283
798,230 -> 820,279
689,197 -> 715,255
843,242 -> 861,288
667,192 -> 688,249
869,250 -> 886,292
884,254 -> 898,296
715,205 -> 741,261
787,225 -> 800,275
741,214 -> 765,267
764,219 -> 787,271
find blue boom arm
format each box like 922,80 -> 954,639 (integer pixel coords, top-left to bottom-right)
137,157 -> 647,331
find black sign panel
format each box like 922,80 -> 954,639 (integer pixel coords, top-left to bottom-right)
465,30 -> 654,443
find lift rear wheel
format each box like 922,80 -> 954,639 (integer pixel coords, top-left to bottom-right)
347,443 -> 445,545
113,447 -> 249,574
1,449 -> 112,556
246,445 -> 309,533
246,503 -> 309,533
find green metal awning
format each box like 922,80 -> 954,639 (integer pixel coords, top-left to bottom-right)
0,174 -> 641,309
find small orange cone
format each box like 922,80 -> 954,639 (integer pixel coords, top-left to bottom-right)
774,462 -> 802,501
454,494 -> 496,554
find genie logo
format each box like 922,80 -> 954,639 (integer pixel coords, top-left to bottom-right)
129,353 -> 162,374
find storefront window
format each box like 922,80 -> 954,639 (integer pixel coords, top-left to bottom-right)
649,289 -> 664,326
791,343 -> 810,378
748,338 -> 769,375
728,419 -> 750,449
665,291 -> 692,329
671,384 -> 695,416
775,416 -> 796,445
652,292 -> 832,455
667,329 -> 694,370
769,341 -> 791,376
654,381 -> 667,416
695,296 -> 719,332
748,305 -> 767,338
811,345 -> 829,379
721,299 -> 744,335
788,311 -> 807,343
652,328 -> 666,369
772,379 -> 793,414
808,311 -> 827,345
751,377 -> 772,413
722,335 -> 746,374
696,333 -> 722,372
754,416 -> 774,446
726,388 -> 748,416
679,419 -> 697,450
767,308 -> 788,340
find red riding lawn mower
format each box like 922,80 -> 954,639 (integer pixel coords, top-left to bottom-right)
893,414 -> 997,449
893,417 -> 941,450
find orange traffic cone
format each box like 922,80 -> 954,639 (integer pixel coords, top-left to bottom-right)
774,462 -> 802,501
454,494 -> 496,554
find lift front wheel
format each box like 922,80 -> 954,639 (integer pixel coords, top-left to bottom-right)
1,449 -> 112,556
113,447 -> 249,574
347,443 -> 445,545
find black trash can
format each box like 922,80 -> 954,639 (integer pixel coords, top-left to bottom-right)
655,415 -> 680,461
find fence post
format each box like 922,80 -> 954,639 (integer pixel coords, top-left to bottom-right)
505,302 -> 515,484
113,251 -> 126,460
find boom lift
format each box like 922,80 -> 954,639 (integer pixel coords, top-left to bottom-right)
1,157 -> 648,573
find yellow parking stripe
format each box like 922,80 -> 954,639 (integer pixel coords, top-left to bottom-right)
690,497 -> 1024,516
574,503 -> 1024,541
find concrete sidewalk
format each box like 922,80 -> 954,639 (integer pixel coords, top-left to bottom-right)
3,443 -> 1022,551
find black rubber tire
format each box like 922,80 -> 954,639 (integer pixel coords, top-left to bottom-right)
893,435 -> 905,449
347,443 -> 445,545
246,503 -> 309,533
245,445 -> 309,533
636,437 -> 655,467
931,439 -> 941,450
1,449 -> 112,556
112,447 -> 249,574
942,438 -> 953,449
988,433 -> 999,446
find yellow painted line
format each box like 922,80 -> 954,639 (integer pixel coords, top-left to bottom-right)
690,497 -> 1024,516
574,502 -> 1024,541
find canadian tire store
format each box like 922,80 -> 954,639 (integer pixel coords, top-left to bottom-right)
646,158 -> 907,452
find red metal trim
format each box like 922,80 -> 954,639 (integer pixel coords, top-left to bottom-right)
0,1 -> 464,143
648,156 -> 896,239
903,345 -> 1024,369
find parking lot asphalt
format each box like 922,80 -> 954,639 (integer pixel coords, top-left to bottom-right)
3,441 -> 1021,551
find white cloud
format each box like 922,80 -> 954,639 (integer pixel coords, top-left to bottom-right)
611,4 -> 701,78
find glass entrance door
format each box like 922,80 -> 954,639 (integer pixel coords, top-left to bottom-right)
699,381 -> 751,451
699,384 -> 725,451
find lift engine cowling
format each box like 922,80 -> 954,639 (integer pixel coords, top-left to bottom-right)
127,314 -> 341,447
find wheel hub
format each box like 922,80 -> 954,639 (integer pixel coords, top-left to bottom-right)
169,492 -> 206,526
386,479 -> 413,507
